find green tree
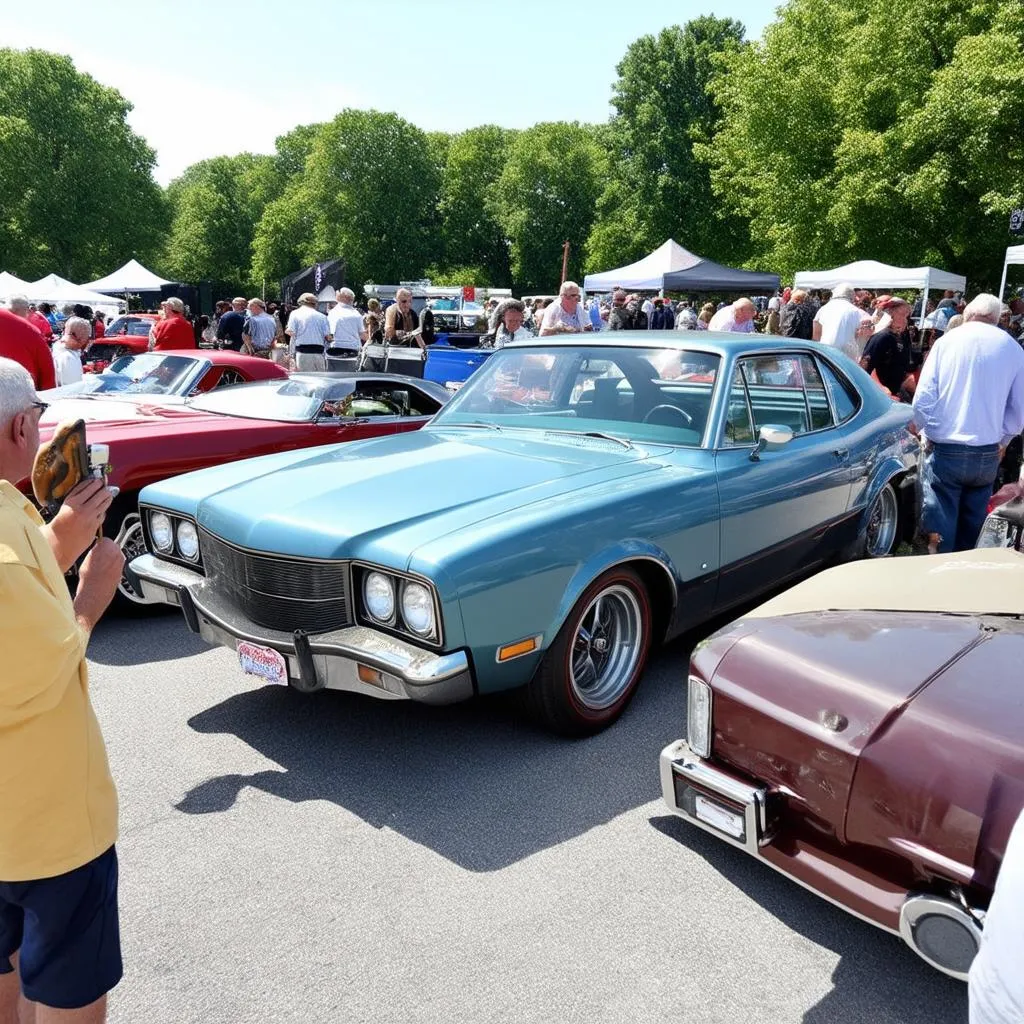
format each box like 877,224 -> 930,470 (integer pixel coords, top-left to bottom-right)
252,109 -> 441,289
587,18 -> 749,272
492,122 -> 606,293
163,153 -> 283,293
0,48 -> 165,281
705,0 -> 1024,286
436,126 -> 514,286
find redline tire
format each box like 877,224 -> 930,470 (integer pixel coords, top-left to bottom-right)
526,567 -> 652,736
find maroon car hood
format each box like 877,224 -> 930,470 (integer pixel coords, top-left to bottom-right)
845,623 -> 1024,891
709,611 -> 987,840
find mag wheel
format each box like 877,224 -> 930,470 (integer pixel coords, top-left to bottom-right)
865,483 -> 899,557
526,567 -> 652,736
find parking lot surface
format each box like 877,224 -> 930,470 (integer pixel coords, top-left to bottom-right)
90,612 -> 965,1024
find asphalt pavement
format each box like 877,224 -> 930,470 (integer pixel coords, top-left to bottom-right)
88,610 -> 967,1024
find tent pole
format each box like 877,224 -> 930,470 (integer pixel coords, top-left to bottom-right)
999,258 -> 1009,301
919,270 -> 930,330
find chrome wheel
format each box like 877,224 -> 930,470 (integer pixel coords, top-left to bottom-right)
865,484 -> 898,557
569,584 -> 644,710
115,514 -> 149,603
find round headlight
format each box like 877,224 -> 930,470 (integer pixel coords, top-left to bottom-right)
401,581 -> 435,637
150,512 -> 173,553
176,520 -> 200,561
363,572 -> 395,623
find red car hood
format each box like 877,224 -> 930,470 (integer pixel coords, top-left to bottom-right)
39,396 -> 195,429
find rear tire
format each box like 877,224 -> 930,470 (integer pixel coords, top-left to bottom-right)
525,567 -> 652,736
864,482 -> 899,557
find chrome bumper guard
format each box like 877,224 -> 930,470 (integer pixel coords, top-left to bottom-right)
659,739 -> 771,856
128,553 -> 473,705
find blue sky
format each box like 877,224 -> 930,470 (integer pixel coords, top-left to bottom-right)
1,0 -> 773,184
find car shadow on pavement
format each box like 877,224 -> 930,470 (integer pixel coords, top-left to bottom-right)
648,815 -> 967,1023
174,642 -> 690,873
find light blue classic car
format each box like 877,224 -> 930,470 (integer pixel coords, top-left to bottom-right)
129,333 -> 918,734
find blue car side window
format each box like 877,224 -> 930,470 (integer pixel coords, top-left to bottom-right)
723,368 -> 755,446
818,358 -> 859,424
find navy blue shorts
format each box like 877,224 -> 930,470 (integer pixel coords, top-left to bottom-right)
0,846 -> 122,1009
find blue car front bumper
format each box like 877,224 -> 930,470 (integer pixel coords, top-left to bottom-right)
127,554 -> 474,705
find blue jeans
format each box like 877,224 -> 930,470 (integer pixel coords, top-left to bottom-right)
920,441 -> 1001,552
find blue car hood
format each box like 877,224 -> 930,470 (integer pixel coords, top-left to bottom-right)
183,427 -> 661,563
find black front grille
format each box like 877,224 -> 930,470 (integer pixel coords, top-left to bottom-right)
200,529 -> 351,634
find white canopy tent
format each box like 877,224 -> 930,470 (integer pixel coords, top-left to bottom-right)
793,259 -> 966,326
584,240 -> 701,291
998,245 -> 1024,300
25,274 -> 123,317
82,259 -> 174,294
793,259 -> 966,293
0,272 -> 31,302
584,238 -> 780,294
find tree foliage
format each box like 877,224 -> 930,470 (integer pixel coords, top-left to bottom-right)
492,122 -> 606,293
163,153 -> 283,293
436,126 -> 514,286
705,0 -> 1024,286
251,109 -> 440,288
587,18 -> 749,273
0,48 -> 165,281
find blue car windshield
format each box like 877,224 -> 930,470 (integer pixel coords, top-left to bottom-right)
432,344 -> 721,446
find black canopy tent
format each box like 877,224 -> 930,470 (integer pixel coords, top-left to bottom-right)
280,259 -> 346,306
661,259 -> 780,294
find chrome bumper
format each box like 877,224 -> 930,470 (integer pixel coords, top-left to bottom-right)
659,739 -> 771,856
127,553 -> 474,705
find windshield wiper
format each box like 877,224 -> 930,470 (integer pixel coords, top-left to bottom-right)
544,429 -> 633,450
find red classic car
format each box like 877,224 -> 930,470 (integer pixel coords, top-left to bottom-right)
660,549 -> 1024,980
44,350 -> 286,400
84,316 -> 161,372
33,373 -> 451,605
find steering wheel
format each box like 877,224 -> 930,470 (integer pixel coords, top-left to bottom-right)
643,404 -> 693,426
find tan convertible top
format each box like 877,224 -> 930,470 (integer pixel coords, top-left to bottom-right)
745,549 -> 1024,619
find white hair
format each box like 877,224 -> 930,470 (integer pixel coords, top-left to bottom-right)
0,357 -> 38,428
963,293 -> 1003,325
831,283 -> 855,301
338,288 -> 355,303
63,316 -> 91,340
560,280 -> 580,297
7,295 -> 29,312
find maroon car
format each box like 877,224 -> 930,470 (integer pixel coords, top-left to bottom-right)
660,548 -> 1024,980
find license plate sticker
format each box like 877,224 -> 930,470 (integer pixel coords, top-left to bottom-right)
694,794 -> 745,840
237,641 -> 288,685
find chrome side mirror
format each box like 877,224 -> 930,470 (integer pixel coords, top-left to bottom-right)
750,423 -> 794,461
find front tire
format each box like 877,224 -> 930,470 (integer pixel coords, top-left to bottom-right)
526,567 -> 652,736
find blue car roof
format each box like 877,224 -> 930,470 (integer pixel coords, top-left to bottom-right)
505,330 -> 817,357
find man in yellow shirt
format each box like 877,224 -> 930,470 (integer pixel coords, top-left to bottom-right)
0,358 -> 125,1024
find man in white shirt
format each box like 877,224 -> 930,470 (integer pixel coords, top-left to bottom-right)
969,809 -> 1024,1023
326,288 -> 367,368
913,293 -> 1024,552
285,293 -> 332,371
708,298 -> 756,333
51,316 -> 90,386
812,283 -> 865,359
539,281 -> 593,336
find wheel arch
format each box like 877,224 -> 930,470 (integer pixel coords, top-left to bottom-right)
861,457 -> 917,546
551,544 -> 679,647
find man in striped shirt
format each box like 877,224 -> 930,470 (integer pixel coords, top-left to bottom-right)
242,299 -> 277,357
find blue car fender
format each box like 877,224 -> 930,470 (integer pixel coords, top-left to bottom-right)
856,453 -> 917,544
551,539 -> 680,642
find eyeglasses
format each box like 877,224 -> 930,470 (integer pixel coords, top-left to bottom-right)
32,401 -> 48,416
565,292 -> 580,299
